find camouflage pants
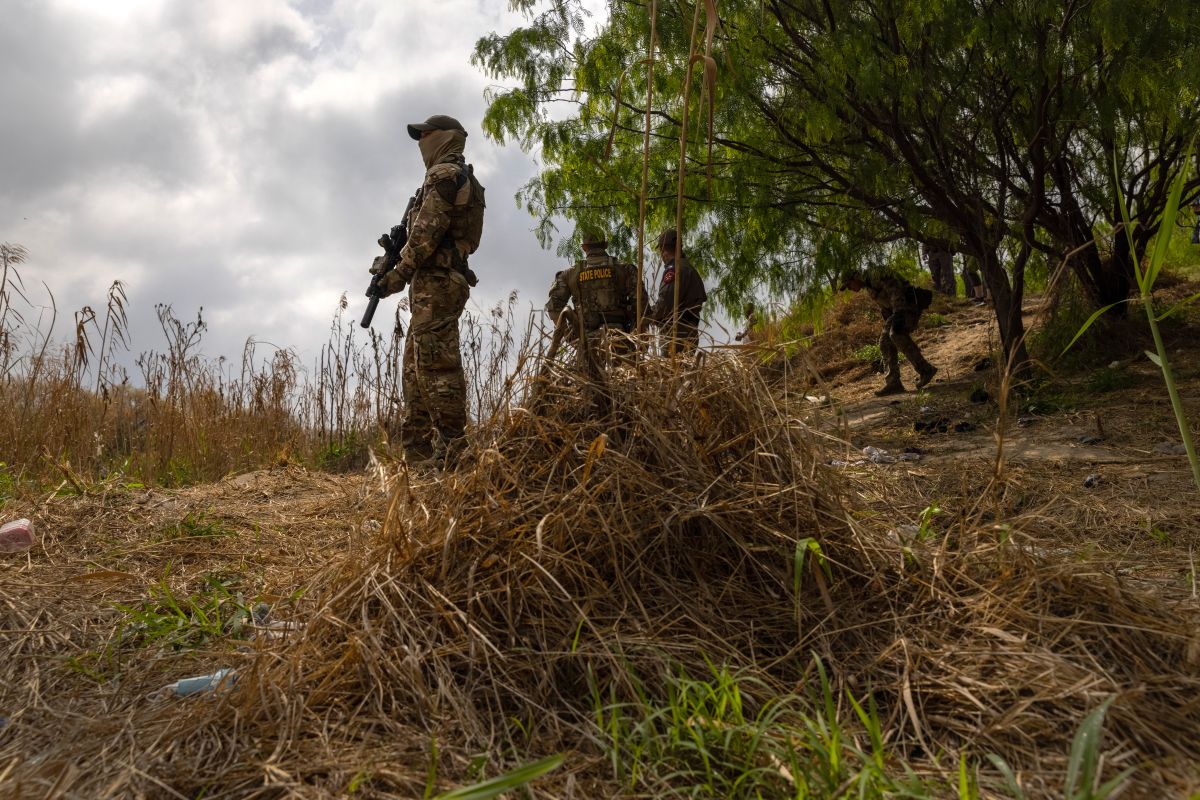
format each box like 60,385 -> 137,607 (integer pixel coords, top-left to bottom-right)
880,311 -> 932,384
928,254 -> 956,295
402,270 -> 469,457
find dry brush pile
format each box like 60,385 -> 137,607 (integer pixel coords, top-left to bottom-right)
5,348 -> 1200,797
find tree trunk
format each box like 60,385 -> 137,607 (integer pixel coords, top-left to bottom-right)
978,250 -> 1031,371
1103,233 -> 1137,306
1071,237 -> 1135,312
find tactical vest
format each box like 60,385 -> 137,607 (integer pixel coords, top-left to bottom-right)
447,163 -> 485,256
574,254 -> 632,329
409,160 -> 485,285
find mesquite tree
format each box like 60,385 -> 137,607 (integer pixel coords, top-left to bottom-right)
475,0 -> 1200,365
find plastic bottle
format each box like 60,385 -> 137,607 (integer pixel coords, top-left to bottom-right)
170,668 -> 237,696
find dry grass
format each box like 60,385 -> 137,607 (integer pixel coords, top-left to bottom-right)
2,250 -> 1199,796
0,264 -> 530,489
3,334 -> 1200,798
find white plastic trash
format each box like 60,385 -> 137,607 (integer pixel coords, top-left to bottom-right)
0,518 -> 34,553
170,668 -> 237,696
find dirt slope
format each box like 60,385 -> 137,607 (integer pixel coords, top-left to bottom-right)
807,292 -> 1200,591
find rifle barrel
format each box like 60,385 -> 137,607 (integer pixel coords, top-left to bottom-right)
360,294 -> 380,328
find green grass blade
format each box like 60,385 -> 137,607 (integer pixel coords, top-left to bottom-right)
1059,300 -> 1129,358
1095,766 -> 1136,799
958,753 -> 977,800
1146,141 -> 1194,289
793,538 -> 809,596
1155,289 -> 1200,322
433,753 -> 564,800
986,753 -> 1026,800
1112,154 -> 1142,292
423,737 -> 439,800
1065,698 -> 1112,799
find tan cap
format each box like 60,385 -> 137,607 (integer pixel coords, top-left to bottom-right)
407,114 -> 468,140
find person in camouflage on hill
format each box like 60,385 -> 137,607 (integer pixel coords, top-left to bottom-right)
841,269 -> 938,396
373,114 -> 485,463
646,228 -> 707,356
920,241 -> 956,296
545,229 -> 644,343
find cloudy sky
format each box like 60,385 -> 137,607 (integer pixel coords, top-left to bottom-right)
3,0 -> 703,379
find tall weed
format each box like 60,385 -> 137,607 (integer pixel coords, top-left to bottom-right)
1063,144 -> 1200,490
0,253 -> 535,487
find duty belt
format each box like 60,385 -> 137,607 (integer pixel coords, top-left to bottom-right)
584,311 -> 631,330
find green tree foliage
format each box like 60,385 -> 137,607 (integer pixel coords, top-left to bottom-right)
474,1 -> 1200,364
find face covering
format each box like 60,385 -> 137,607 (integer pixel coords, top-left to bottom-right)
418,129 -> 466,169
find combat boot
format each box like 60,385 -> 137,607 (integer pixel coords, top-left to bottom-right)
874,380 -> 905,397
916,365 -> 938,389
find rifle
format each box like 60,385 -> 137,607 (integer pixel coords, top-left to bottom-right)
543,309 -> 574,362
361,196 -> 417,328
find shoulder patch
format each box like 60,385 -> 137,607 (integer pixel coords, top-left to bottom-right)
425,163 -> 461,182
434,178 -> 458,204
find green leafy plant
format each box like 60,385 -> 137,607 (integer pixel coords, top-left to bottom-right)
63,651 -> 115,683
591,657 -> 940,798
853,343 -> 882,363
114,568 -> 252,651
917,502 -> 943,541
157,512 -> 237,541
1064,142 -> 1200,490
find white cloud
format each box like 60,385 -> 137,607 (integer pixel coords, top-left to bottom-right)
76,74 -> 154,127
199,0 -> 317,51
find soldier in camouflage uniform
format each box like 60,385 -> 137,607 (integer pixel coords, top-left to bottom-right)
841,269 -> 938,396
373,114 -> 485,462
646,228 -> 707,356
545,229 -> 644,343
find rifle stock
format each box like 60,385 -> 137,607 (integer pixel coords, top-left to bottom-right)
544,311 -> 571,361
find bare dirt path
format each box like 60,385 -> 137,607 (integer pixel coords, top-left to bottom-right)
802,293 -> 1200,601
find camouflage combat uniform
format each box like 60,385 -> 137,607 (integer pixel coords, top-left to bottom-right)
545,247 -> 643,335
646,253 -> 707,356
380,117 -> 484,460
860,273 -> 936,393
